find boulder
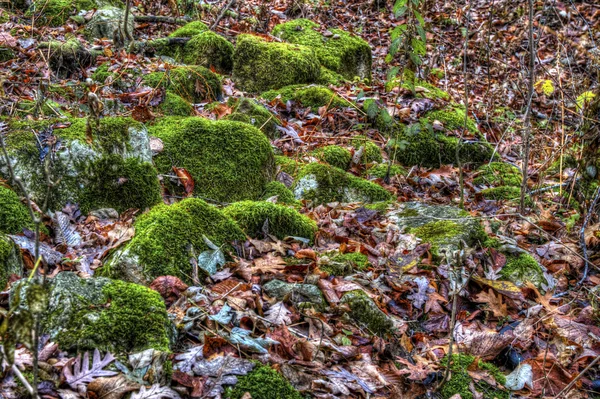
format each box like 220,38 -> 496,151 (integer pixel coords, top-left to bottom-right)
182,31 -> 234,74
224,97 -> 280,139
0,235 -> 23,290
143,65 -> 222,103
0,186 -> 33,234
261,84 -> 348,111
85,6 -> 134,40
262,279 -> 325,308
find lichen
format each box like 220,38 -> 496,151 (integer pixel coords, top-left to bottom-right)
182,31 -> 234,74
224,97 -> 279,139
272,19 -> 372,81
232,34 -> 320,92
260,181 -> 301,206
341,289 -> 393,334
143,66 -> 222,103
0,186 -> 34,234
311,145 -> 352,170
440,354 -> 508,399
499,253 -> 545,287
261,84 -> 348,110
149,117 -> 275,202
351,135 -> 383,164
320,252 -> 369,276
169,21 -> 209,38
225,363 -> 303,399
223,201 -> 317,241
161,91 -> 194,116
474,162 -> 521,187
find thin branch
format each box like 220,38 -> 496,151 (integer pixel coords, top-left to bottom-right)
211,0 -> 236,30
577,186 -> 600,286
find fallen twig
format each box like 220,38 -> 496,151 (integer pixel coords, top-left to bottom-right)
577,186 -> 600,285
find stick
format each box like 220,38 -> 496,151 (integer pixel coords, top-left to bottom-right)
134,15 -> 191,24
210,0 -> 236,30
555,355 -> 600,398
577,186 -> 600,285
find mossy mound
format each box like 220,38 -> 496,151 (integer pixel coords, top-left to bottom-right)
224,97 -> 279,138
161,91 -> 194,116
341,289 -> 393,334
182,31 -> 234,74
366,163 -> 406,179
0,186 -> 33,234
441,354 -> 508,399
225,363 -> 303,399
45,39 -> 93,78
0,235 -> 23,290
260,181 -> 300,205
261,84 -> 348,111
425,105 -> 479,134
351,135 -> 383,164
232,34 -> 320,92
149,117 -> 275,202
224,201 -> 317,241
143,66 -> 222,103
275,155 -> 303,178
0,46 -> 15,62
474,162 -> 521,187
15,99 -> 63,117
311,145 -> 351,170
293,163 -> 393,204
11,272 -> 171,354
169,21 -> 209,38
320,252 -> 369,276
386,69 -> 451,101
272,18 -> 372,81
500,253 -> 545,288
480,186 -> 522,202
27,0 -> 84,26
103,198 -> 245,285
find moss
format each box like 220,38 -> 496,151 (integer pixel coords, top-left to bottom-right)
351,135 -> 382,164
28,0 -> 73,26
364,201 -> 393,212
224,201 -> 317,241
45,39 -> 93,78
480,186 -> 522,201
311,145 -> 351,170
424,105 -> 478,134
224,98 -> 279,139
387,70 -> 450,101
143,66 -> 222,103
0,46 -> 15,62
317,66 -> 346,85
225,363 -> 303,399
260,181 -> 301,205
261,84 -> 348,111
0,236 -> 22,290
499,253 -> 545,287
409,220 -> 465,256
103,198 -> 245,284
275,155 -> 303,178
321,252 -> 369,275
341,290 -> 393,334
150,117 -> 275,202
161,91 -> 194,116
182,31 -> 234,74
232,34 -> 320,92
169,21 -> 209,38
474,162 -> 521,187
0,186 -> 33,234
440,354 -> 508,399
60,116 -> 138,153
366,163 -> 406,179
293,163 -> 393,204
272,18 -> 372,81
15,99 -> 63,117
92,63 -> 111,83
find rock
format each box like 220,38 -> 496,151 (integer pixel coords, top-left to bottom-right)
224,97 -> 280,139
44,39 -> 92,78
341,290 -> 393,334
102,198 -> 245,285
182,31 -> 234,74
272,19 -> 372,81
261,84 -> 348,111
169,21 -> 209,38
149,117 -> 275,202
85,7 -> 134,40
232,34 -> 320,92
0,235 -> 23,290
10,272 -> 171,353
262,279 -> 325,307
293,163 -> 393,204
260,181 -> 300,205
160,91 -> 194,116
0,186 -> 33,234
143,65 -> 222,103
310,145 -> 352,170
500,253 -> 547,288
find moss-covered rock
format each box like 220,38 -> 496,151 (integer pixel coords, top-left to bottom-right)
84,6 -> 133,40
27,0 -> 75,26
262,279 -> 325,308
386,69 -> 451,101
272,18 -> 372,81
225,363 -> 303,399
474,162 -> 521,187
169,21 -> 209,38
261,84 -> 348,110
480,186 -> 522,202
224,98 -> 279,138
103,198 -> 245,285
232,34 -> 320,92
0,186 -> 33,234
293,163 -> 393,204
15,99 -> 63,118
160,91 -> 194,116
441,354 -> 508,399
224,201 -> 316,241
366,163 -> 406,179
275,155 -> 303,178
499,253 -> 545,288
45,39 -> 93,78
149,117 -> 275,202
425,105 -> 479,134
143,66 -> 222,103
311,145 -> 351,170
260,181 -> 300,205
182,31 -> 234,74
10,272 -> 171,354
351,135 -> 383,164
0,235 -> 23,290
0,46 -> 15,62
341,289 -> 393,334
320,252 -> 369,276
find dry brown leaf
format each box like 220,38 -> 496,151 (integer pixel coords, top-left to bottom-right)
252,253 -> 286,274
474,289 -> 508,317
87,375 -> 140,399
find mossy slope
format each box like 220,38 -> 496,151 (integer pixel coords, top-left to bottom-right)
0,186 -> 33,234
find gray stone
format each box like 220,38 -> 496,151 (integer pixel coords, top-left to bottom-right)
262,279 -> 325,307
85,7 -> 134,41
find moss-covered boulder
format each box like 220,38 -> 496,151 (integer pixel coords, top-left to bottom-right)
386,70 -> 451,101
224,98 -> 279,138
0,235 -> 23,290
272,19 -> 372,81
440,354 -> 508,399
160,91 -> 194,116
103,198 -> 245,285
224,201 -> 316,241
474,162 -> 521,187
500,253 -> 546,288
85,6 -> 133,40
311,145 -> 351,170
182,31 -> 234,74
351,135 -> 383,164
320,252 -> 369,276
44,39 -> 93,78
15,99 -> 64,118
143,66 -> 222,103
293,163 -> 393,204
262,279 -> 325,308
366,163 -> 406,180
0,186 -> 33,234
232,34 -> 320,92
276,155 -> 303,178
0,118 -> 161,213
0,46 -> 15,62
261,84 -> 348,110
169,21 -> 209,38
10,272 -> 171,354
225,363 -> 303,399
260,181 -> 300,205
341,289 -> 393,334
149,117 -> 275,202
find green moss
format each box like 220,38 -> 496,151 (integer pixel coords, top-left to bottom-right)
92,63 -> 111,83
366,163 -> 406,179
161,91 -> 194,116
232,34 -> 320,92
225,363 -> 303,399
0,186 -> 33,234
261,84 -> 348,111
474,162 -> 521,187
311,145 -> 351,170
224,98 -> 279,138
15,99 -> 63,117
28,0 -> 73,26
272,19 -> 372,81
409,220 -> 464,256
317,66 -> 346,85
224,201 -> 317,241
0,236 -> 21,290
341,290 -> 393,334
260,181 -> 300,205
275,155 -> 303,178
387,70 -> 450,101
499,253 -> 545,287
480,186 -> 522,201
351,135 -> 382,164
321,252 -> 369,275
150,117 -> 275,202
441,354 -> 508,399
364,201 -> 393,212
425,105 -> 478,134
294,163 -> 393,204
60,116 -> 138,152
182,31 -> 234,74
0,46 -> 15,62
169,21 -> 209,38
143,66 -> 222,103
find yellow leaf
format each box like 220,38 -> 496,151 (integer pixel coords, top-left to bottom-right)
472,275 -> 523,300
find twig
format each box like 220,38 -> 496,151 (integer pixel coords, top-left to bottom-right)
134,15 -> 190,24
577,186 -> 600,286
555,355 -> 600,398
210,0 -> 236,30
123,0 -> 133,41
